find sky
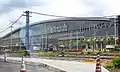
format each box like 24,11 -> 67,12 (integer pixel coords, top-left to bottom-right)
0,0 -> 120,37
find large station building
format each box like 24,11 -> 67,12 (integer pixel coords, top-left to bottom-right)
0,17 -> 118,51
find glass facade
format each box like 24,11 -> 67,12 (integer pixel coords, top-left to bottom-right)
0,17 -> 117,50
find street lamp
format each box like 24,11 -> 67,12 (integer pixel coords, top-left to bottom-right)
10,25 -> 13,52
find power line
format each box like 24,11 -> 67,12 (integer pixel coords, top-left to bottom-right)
0,14 -> 23,33
9,14 -> 23,27
30,11 -> 119,18
0,11 -> 118,33
0,21 -> 14,30
0,26 -> 11,33
30,11 -> 69,18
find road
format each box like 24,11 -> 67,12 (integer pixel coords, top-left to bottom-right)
0,59 -> 50,72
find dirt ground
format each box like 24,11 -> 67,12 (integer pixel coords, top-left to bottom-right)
80,59 -> 112,65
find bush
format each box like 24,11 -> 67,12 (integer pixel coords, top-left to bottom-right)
64,49 -> 69,52
105,63 -> 113,70
84,52 -> 92,55
15,50 -> 25,53
112,57 -> 120,68
66,48 -> 84,52
38,52 -> 57,57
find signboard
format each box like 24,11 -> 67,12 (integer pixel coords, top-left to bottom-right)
51,23 -> 68,33
33,46 -> 40,50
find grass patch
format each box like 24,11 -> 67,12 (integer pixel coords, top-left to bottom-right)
104,57 -> 120,70
9,53 -> 24,57
104,62 -> 113,70
14,50 -> 25,53
38,52 -> 57,57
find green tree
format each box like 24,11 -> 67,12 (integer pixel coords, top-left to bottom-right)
109,36 -> 115,45
78,39 -> 83,47
71,40 -> 76,46
87,38 -> 94,50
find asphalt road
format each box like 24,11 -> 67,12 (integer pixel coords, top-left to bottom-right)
0,59 -> 50,72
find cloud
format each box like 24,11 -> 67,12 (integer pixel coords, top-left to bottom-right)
82,0 -> 120,16
102,0 -> 120,15
0,0 -> 46,14
81,0 -> 105,16
0,0 -> 120,37
30,0 -> 91,23
7,0 -> 44,8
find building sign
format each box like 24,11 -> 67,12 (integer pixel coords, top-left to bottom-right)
51,23 -> 68,33
33,46 -> 40,50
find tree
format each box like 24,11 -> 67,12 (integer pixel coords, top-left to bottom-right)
87,38 -> 94,50
72,39 -> 76,47
101,37 -> 108,51
108,36 -> 115,45
64,40 -> 69,48
78,39 -> 83,47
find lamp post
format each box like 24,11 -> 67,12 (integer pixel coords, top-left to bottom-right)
10,25 -> 13,52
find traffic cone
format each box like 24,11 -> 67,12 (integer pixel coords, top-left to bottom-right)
95,55 -> 101,72
20,57 -> 26,72
4,53 -> 7,62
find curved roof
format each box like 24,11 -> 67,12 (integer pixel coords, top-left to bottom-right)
31,17 -> 110,26
1,17 -> 111,39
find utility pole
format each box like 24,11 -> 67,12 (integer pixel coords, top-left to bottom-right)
117,15 -> 120,44
10,25 -> 13,51
25,11 -> 30,50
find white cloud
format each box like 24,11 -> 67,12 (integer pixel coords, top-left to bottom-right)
30,0 -> 91,23
0,0 -> 9,4
102,0 -> 120,15
0,0 -> 120,37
